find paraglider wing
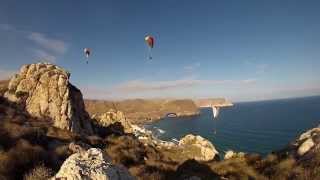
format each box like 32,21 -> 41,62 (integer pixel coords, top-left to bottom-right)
83,48 -> 91,64
212,106 -> 220,119
144,35 -> 155,60
145,36 -> 154,48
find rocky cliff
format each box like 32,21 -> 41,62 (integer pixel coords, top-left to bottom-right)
4,63 -> 93,134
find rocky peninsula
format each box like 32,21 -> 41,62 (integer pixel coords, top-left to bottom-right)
85,99 -> 200,124
0,63 -> 319,180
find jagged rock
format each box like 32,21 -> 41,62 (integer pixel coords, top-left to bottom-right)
224,150 -> 245,160
93,110 -> 133,133
179,134 -> 219,161
4,63 -> 93,134
224,150 -> 235,160
298,138 -> 315,156
52,148 -> 134,180
298,128 -> 320,141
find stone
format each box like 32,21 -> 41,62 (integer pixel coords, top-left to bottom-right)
298,128 -> 320,141
4,63 -> 93,134
298,138 -> 315,156
52,148 -> 134,180
224,150 -> 245,160
179,134 -> 219,161
224,150 -> 235,160
93,110 -> 133,133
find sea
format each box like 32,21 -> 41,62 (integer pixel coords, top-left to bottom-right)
145,96 -> 320,156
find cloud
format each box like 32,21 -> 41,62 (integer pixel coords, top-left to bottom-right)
0,69 -> 16,80
183,62 -> 201,71
28,32 -> 67,54
114,78 -> 257,93
31,49 -> 56,63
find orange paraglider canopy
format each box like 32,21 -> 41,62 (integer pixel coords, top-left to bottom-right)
145,35 -> 154,48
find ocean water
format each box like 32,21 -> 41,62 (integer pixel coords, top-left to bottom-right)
145,96 -> 320,155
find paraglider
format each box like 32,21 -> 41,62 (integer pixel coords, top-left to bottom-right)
83,48 -> 91,64
145,35 -> 154,60
211,104 -> 220,134
212,106 -> 220,119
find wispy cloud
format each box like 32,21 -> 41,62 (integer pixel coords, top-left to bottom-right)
0,24 -> 68,62
0,69 -> 16,80
30,49 -> 57,63
27,32 -> 67,54
183,62 -> 201,71
114,78 -> 257,93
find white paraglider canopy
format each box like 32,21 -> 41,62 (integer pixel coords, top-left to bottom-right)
212,106 -> 220,119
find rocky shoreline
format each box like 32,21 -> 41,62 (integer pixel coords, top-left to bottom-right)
0,63 -> 319,180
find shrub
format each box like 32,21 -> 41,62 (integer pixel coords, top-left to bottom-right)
24,163 -> 53,180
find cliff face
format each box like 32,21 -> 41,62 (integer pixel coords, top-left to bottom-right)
85,99 -> 199,124
4,63 -> 93,134
195,98 -> 233,107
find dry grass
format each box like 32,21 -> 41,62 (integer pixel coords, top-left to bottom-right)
0,139 -> 51,179
209,157 -> 267,180
24,163 -> 54,180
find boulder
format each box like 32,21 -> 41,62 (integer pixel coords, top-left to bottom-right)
298,128 -> 320,141
4,63 -> 93,134
52,148 -> 134,180
179,134 -> 219,161
224,150 -> 245,160
93,110 -> 133,133
298,138 -> 315,156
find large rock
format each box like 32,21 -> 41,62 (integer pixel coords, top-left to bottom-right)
224,150 -> 245,160
52,148 -> 134,180
92,110 -> 133,133
178,134 -> 219,161
4,63 -> 93,134
295,127 -> 320,156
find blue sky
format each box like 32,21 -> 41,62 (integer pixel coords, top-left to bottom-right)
0,0 -> 320,102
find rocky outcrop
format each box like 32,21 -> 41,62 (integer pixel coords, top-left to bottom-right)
4,63 -> 93,134
178,134 -> 219,161
294,127 -> 320,156
131,127 -> 219,162
92,110 -> 133,133
224,150 -> 245,160
53,148 -> 134,180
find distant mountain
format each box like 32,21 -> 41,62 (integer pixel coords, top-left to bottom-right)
85,99 -> 199,124
195,98 -> 233,107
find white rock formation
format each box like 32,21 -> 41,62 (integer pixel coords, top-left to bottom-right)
4,63 -> 93,134
224,150 -> 245,160
52,148 -> 134,180
178,134 -> 219,161
298,138 -> 315,156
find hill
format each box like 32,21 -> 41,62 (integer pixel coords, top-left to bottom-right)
85,99 -> 199,124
